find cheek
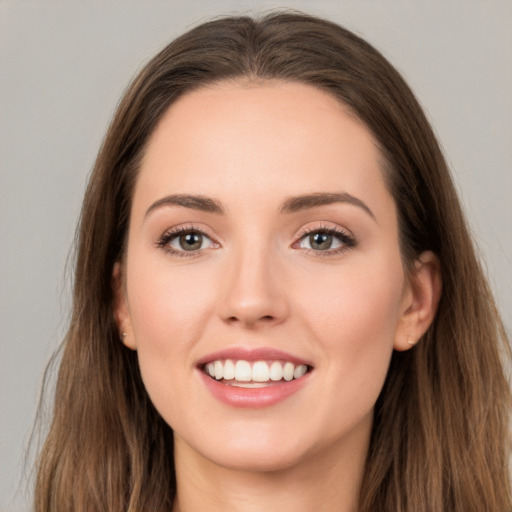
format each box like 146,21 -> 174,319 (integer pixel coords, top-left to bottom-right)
127,258 -> 216,350
294,253 -> 404,410
125,258 -> 218,417
299,254 -> 404,341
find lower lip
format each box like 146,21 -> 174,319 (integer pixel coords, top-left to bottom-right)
198,370 -> 311,408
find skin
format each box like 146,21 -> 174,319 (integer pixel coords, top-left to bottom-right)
114,80 -> 441,512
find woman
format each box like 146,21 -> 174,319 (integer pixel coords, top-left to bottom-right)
34,12 -> 511,512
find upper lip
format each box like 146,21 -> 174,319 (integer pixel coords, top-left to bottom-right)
196,347 -> 313,367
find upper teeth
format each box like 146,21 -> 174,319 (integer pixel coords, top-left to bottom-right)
205,360 -> 308,382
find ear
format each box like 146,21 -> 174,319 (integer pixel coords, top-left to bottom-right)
394,251 -> 442,351
112,262 -> 137,350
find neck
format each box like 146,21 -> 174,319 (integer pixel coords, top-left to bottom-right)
171,418 -> 370,512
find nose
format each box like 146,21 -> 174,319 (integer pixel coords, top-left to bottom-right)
218,244 -> 289,328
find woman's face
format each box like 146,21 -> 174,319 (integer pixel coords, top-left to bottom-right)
116,81 -> 415,472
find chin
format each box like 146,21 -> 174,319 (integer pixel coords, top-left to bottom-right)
206,444 -> 308,473
176,424 -> 313,474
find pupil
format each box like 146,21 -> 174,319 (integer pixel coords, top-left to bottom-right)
180,233 -> 202,250
310,233 -> 332,250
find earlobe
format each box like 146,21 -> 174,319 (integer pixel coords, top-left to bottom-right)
112,262 -> 137,350
394,251 -> 442,352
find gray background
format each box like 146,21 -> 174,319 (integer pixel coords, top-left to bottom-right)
1,1 -> 510,510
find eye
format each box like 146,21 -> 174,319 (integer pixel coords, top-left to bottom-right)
300,232 -> 342,251
170,231 -> 211,251
295,226 -> 357,255
157,227 -> 216,256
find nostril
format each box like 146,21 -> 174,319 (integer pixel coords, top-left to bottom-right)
226,314 -> 275,324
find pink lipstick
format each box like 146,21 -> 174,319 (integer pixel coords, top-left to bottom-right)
197,347 -> 313,408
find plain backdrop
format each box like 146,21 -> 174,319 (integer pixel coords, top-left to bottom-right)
1,1 -> 510,510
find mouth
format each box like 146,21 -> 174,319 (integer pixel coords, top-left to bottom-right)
201,359 -> 312,388
197,348 -> 314,408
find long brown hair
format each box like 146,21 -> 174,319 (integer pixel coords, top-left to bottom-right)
34,12 -> 511,511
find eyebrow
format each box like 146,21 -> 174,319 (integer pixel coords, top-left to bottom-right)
144,191 -> 375,221
280,192 -> 376,221
145,194 -> 224,217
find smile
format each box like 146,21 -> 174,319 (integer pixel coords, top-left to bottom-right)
197,348 -> 313,408
203,359 -> 310,387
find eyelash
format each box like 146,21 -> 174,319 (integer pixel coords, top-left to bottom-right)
156,224 -> 357,258
294,224 -> 357,257
156,225 -> 213,258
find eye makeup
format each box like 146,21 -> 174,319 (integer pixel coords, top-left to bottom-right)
155,221 -> 357,259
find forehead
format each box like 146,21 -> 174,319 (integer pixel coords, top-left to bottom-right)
134,80 -> 393,220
